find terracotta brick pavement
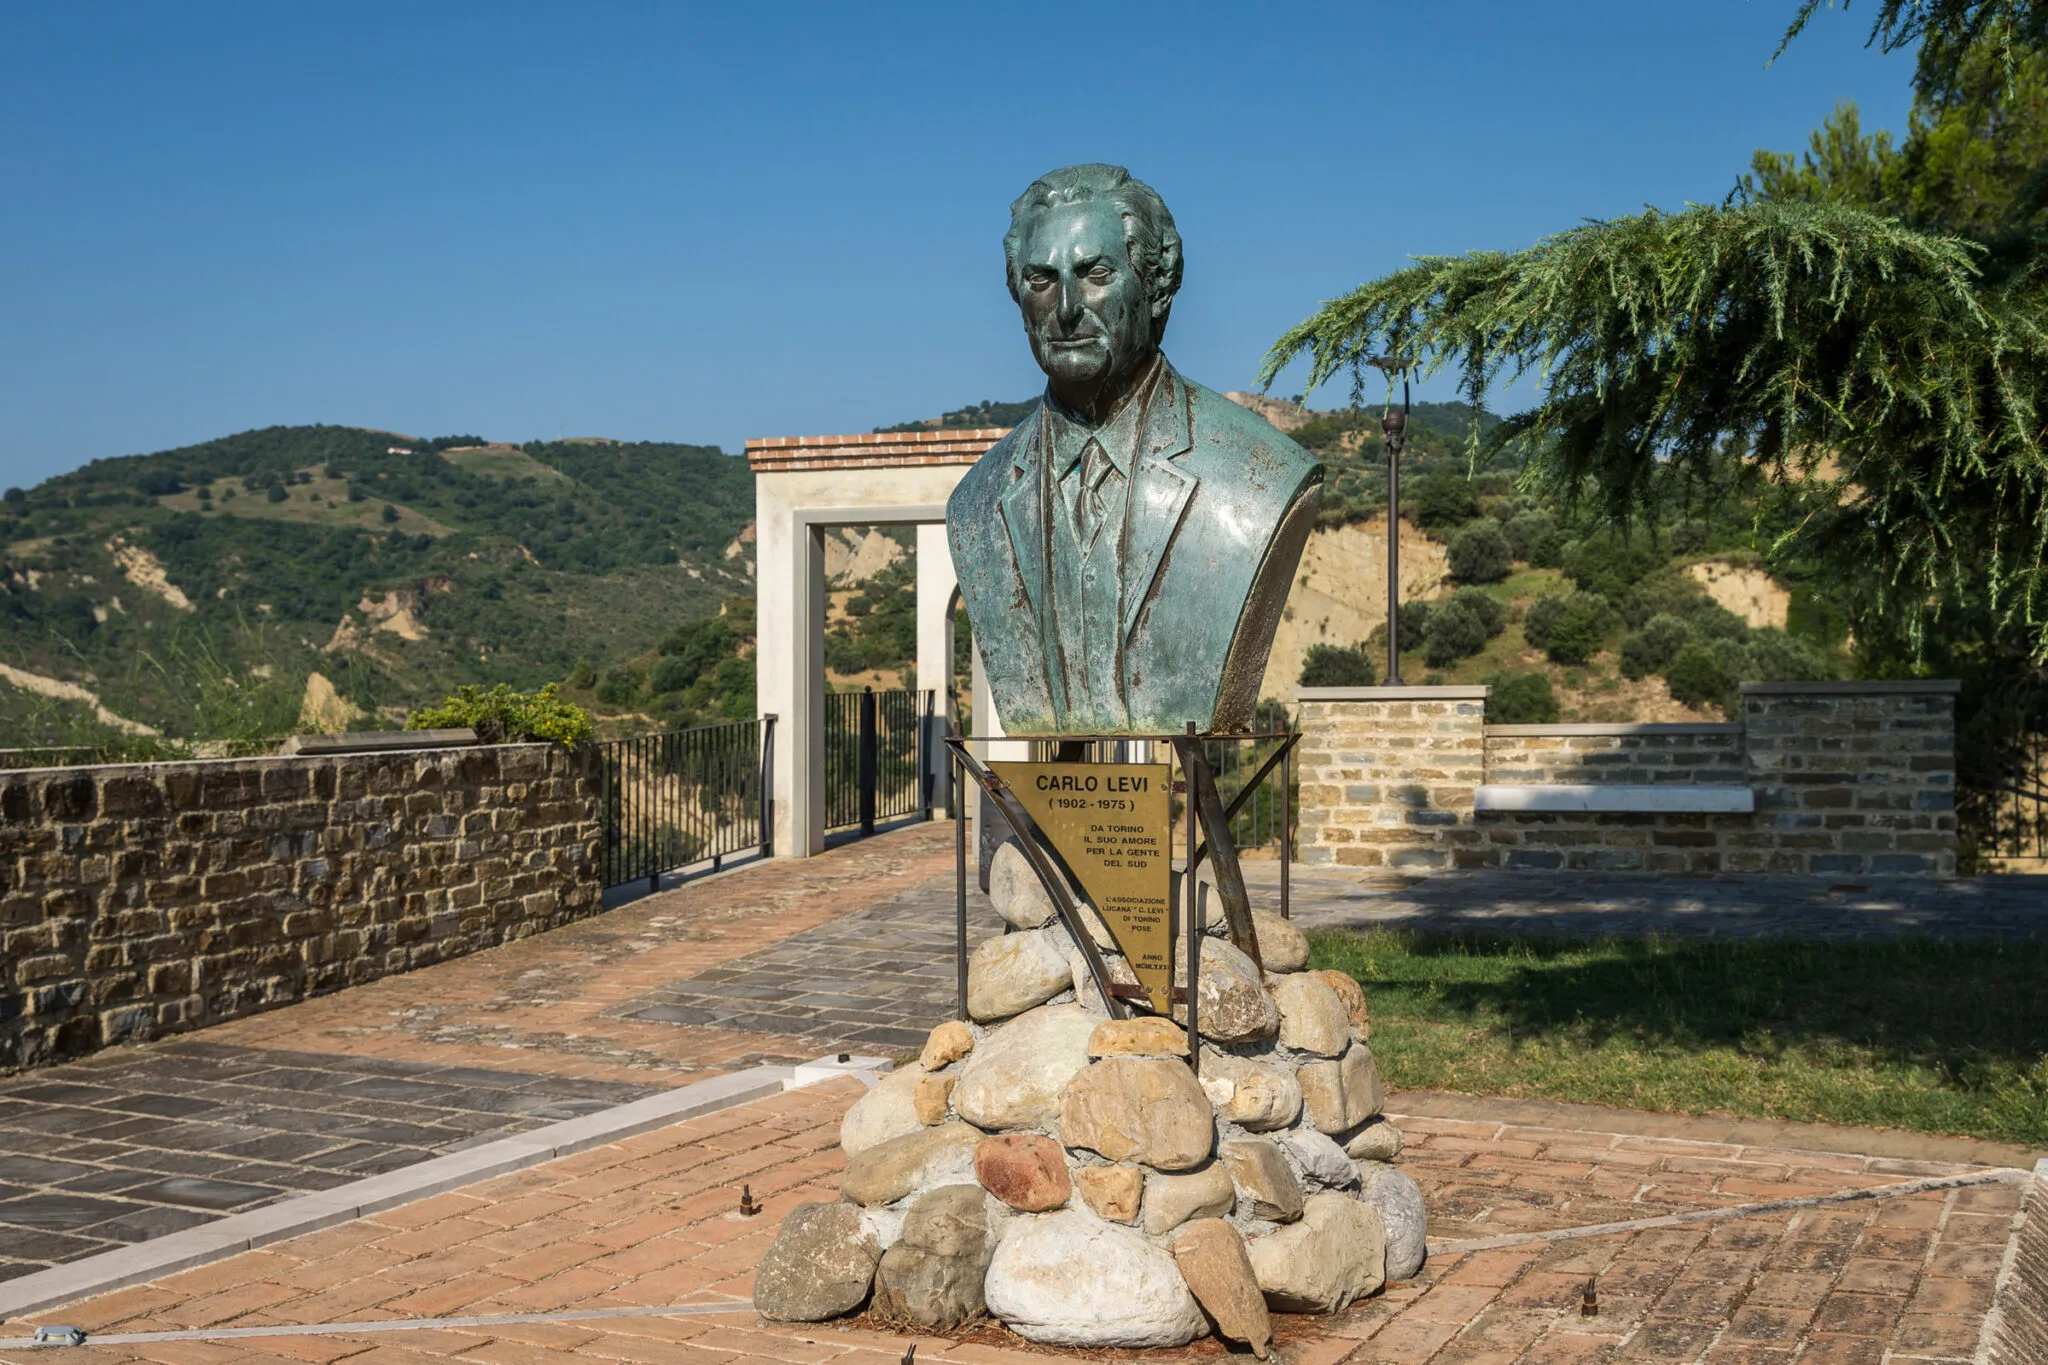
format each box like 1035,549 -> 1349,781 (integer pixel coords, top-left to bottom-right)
6,1078 -> 2025,1365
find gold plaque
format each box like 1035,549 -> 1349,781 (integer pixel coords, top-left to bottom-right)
990,761 -> 1174,1012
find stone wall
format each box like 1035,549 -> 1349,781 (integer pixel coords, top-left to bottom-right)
1,742 -> 603,1072
1483,723 -> 1746,785
1293,686 -> 1488,872
1295,681 -> 1957,876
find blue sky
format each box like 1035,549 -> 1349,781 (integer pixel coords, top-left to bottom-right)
2,2 -> 1915,487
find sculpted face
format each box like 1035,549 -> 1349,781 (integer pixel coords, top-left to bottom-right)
1016,199 -> 1157,409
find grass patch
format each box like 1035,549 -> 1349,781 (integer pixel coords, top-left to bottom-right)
1309,929 -> 2048,1146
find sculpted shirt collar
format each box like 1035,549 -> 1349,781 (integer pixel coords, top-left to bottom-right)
1041,353 -> 1167,482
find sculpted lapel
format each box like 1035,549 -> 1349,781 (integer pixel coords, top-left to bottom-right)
1118,367 -> 1197,648
997,408 -> 1055,701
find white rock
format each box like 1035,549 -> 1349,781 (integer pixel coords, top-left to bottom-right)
1278,1130 -> 1359,1189
1140,1162 -> 1239,1236
860,1205 -> 907,1250
1342,1116 -> 1404,1162
840,1062 -> 927,1156
984,1209 -> 1206,1348
989,839 -> 1058,929
1246,1192 -> 1386,1313
1067,944 -> 1138,1015
968,926 -> 1073,1022
1172,936 -> 1279,1044
1200,1050 -> 1302,1132
952,1004 -> 1098,1132
1297,1040 -> 1385,1133
1271,973 -> 1352,1057
1356,1161 -> 1428,1281
1248,911 -> 1310,973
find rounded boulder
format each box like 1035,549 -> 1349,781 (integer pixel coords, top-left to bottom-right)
984,1208 -> 1206,1348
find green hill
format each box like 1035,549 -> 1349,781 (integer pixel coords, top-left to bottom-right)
0,425 -> 755,745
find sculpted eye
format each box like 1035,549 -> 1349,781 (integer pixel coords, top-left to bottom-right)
1087,265 -> 1114,283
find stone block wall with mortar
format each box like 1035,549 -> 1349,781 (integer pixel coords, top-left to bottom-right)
1293,686 -> 1489,872
1,742 -> 603,1073
1295,681 -> 1957,876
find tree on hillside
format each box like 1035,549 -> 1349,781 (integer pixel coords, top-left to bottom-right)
1261,3 -> 2048,670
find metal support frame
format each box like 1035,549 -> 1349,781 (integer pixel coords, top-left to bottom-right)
857,688 -> 878,837
1171,735 -> 1259,968
1181,725 -> 1202,1076
953,747 -> 969,1020
942,728 -> 1298,1070
945,738 -> 1131,1022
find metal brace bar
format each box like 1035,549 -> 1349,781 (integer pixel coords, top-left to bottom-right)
944,738 -> 1129,1022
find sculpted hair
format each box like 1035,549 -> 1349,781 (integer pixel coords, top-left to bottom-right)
1004,164 -> 1184,341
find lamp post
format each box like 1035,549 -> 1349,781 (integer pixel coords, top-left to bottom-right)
1369,356 -> 1414,686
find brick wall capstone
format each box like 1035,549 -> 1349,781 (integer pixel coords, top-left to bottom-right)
1,742 -> 603,1073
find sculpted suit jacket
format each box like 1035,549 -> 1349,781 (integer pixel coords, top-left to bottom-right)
947,360 -> 1323,735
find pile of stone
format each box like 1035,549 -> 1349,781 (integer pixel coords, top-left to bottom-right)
753,842 -> 1426,1354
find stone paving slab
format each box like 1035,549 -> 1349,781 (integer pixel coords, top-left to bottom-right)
0,1045 -> 655,1284
1,1079 -> 2027,1365
617,876 -> 1003,1053
1251,864 -> 2048,941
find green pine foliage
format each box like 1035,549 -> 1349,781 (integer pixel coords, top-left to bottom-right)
1263,5 -> 2048,670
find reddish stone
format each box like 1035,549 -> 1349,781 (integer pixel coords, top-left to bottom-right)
974,1133 -> 1072,1212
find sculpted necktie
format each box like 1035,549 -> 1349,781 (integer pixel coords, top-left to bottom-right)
1074,438 -> 1117,544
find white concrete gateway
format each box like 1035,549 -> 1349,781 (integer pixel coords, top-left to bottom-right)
747,427 -> 1011,857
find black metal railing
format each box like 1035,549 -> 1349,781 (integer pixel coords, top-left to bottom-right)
1959,686 -> 2048,868
596,717 -> 773,890
825,687 -> 934,835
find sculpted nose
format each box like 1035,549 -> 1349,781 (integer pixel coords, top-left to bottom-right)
1057,275 -> 1084,329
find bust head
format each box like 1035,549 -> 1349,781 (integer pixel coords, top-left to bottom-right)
1004,164 -> 1183,418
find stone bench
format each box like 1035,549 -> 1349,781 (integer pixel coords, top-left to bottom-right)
1475,784 -> 1757,814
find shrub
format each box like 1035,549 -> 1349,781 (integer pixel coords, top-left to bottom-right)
1408,474 -> 1480,529
650,654 -> 697,694
379,503 -> 400,523
595,665 -> 644,706
1564,536 -> 1661,601
1300,643 -> 1378,687
566,656 -> 597,690
1687,600 -> 1750,641
1448,520 -> 1513,583
1526,591 -> 1613,665
1619,613 -> 1696,680
1669,519 -> 1709,555
1503,511 -> 1556,562
1423,597 -> 1490,667
658,615 -> 740,682
1528,529 -> 1569,568
1484,670 -> 1560,724
1742,628 -> 1830,683
1398,600 -> 1429,653
1621,570 -> 1711,628
265,484 -> 289,503
1522,593 -> 1567,650
407,683 -> 593,746
1448,587 -> 1507,639
1664,642 -> 1731,710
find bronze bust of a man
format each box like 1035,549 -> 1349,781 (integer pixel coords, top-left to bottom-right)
948,164 -> 1324,735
